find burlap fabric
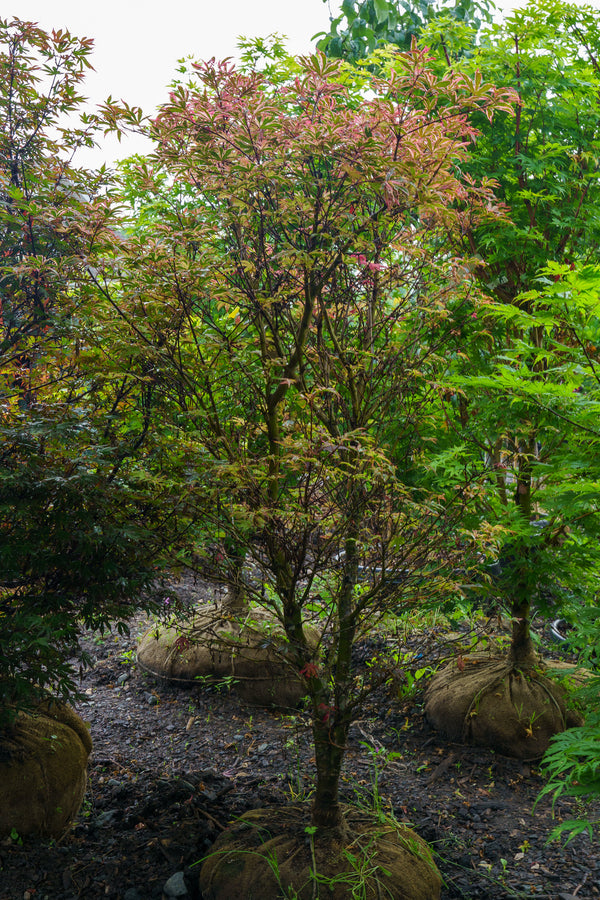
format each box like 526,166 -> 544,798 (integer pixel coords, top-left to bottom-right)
424,654 -> 584,760
0,701 -> 92,838
137,605 -> 319,708
199,804 -> 441,900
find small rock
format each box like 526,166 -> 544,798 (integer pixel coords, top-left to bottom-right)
166,724 -> 175,732
144,692 -> 159,706
483,840 -> 503,860
163,871 -> 188,897
178,780 -> 196,793
123,890 -> 141,900
95,809 -> 119,827
117,673 -> 129,685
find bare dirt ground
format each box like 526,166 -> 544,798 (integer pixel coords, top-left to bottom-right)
1,577 -> 598,900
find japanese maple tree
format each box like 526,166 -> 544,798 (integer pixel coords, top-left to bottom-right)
106,52 -> 510,886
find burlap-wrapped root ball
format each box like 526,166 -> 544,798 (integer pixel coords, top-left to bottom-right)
137,605 -> 319,707
424,654 -> 584,760
0,701 -> 92,838
199,804 -> 441,900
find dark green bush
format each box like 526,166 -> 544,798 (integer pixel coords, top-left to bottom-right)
0,413 -> 182,726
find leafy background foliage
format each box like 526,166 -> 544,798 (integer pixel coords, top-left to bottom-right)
2,1 -> 600,843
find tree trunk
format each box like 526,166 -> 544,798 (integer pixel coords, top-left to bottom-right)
508,597 -> 537,668
509,438 -> 538,669
222,547 -> 246,614
310,526 -> 357,831
311,715 -> 349,829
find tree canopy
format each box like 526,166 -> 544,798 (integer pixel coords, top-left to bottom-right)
98,47 -> 513,830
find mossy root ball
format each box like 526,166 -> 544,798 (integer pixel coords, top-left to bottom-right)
0,701 -> 92,838
424,654 -> 583,759
199,804 -> 441,900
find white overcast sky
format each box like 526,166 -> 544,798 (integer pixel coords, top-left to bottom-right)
10,0 -> 593,167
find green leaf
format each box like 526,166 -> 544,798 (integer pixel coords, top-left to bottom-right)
373,0 -> 391,25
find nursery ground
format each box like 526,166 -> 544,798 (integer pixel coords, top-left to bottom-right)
1,577 -> 598,900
